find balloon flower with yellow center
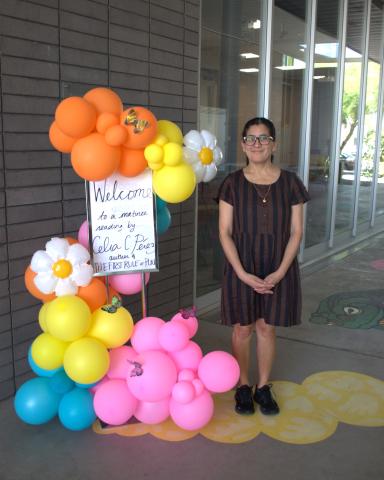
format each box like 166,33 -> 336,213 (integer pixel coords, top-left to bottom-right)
144,120 -> 196,204
30,237 -> 93,296
183,130 -> 223,183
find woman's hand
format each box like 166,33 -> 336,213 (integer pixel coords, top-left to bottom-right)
238,272 -> 274,294
263,270 -> 284,289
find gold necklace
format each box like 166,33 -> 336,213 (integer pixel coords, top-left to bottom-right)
253,183 -> 272,204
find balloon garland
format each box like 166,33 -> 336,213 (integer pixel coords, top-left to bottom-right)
14,88 -> 236,433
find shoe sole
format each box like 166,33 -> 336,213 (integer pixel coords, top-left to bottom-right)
235,407 -> 255,415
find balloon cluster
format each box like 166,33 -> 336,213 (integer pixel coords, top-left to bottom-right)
93,308 -> 240,431
49,87 -> 223,204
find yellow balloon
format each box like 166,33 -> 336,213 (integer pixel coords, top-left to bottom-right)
45,295 -> 91,342
64,337 -> 109,384
38,303 -> 49,332
88,306 -> 134,348
163,143 -> 183,166
153,163 -> 196,203
31,333 -> 68,370
157,119 -> 183,145
144,143 -> 164,168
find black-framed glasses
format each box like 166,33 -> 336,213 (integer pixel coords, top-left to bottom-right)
243,134 -> 274,146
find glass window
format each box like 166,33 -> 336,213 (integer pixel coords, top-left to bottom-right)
305,0 -> 341,248
198,0 -> 262,298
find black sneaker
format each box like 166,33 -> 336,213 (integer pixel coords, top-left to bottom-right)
234,385 -> 255,415
254,384 -> 280,415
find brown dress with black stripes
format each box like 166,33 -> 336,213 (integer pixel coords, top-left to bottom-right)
218,169 -> 310,327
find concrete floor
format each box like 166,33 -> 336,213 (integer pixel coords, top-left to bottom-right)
1,234 -> 384,480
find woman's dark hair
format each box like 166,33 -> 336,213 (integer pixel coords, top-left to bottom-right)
241,117 -> 276,140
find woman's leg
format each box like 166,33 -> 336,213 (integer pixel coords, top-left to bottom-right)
232,323 -> 254,385
254,318 -> 276,387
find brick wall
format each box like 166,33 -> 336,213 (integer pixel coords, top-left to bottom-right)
0,0 -> 200,400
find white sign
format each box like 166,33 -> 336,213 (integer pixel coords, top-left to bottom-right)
87,170 -> 158,275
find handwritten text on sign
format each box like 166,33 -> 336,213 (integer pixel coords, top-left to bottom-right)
88,170 -> 158,275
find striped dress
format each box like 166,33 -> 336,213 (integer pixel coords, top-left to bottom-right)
218,168 -> 310,327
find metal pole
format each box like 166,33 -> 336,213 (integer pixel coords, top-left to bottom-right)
141,272 -> 147,318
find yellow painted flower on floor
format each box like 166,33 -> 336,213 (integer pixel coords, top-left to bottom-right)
94,371 -> 384,445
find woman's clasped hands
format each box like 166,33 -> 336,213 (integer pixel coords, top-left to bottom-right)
239,271 -> 284,295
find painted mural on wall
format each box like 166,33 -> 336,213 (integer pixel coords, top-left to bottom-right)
309,290 -> 384,329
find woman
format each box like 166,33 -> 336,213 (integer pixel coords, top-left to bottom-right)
218,117 -> 309,415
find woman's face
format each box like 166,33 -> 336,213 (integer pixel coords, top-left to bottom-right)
241,124 -> 276,165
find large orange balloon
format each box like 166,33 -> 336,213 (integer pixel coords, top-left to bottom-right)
84,87 -> 123,116
120,107 -> 157,149
24,266 -> 56,302
96,112 -> 119,134
118,148 -> 148,177
105,125 -> 128,146
55,97 -> 97,139
49,121 -> 77,153
71,133 -> 121,181
77,278 -> 107,312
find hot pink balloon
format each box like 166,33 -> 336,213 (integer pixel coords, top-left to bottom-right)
90,376 -> 109,394
127,350 -> 177,402
77,219 -> 89,248
169,341 -> 203,372
109,272 -> 150,295
171,307 -> 198,338
170,389 -> 214,431
94,379 -> 138,425
172,381 -> 195,404
198,351 -> 240,393
192,378 -> 204,397
107,346 -> 137,379
134,397 -> 170,424
178,369 -> 196,382
130,317 -> 164,353
158,321 -> 189,352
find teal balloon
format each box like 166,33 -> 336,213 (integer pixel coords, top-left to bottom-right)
14,377 -> 61,425
75,381 -> 98,389
28,346 -> 63,378
155,196 -> 167,211
58,388 -> 96,431
49,370 -> 75,395
156,206 -> 171,235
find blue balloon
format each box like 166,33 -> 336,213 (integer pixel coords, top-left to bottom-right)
28,347 -> 63,378
75,381 -> 98,389
156,206 -> 171,235
14,377 -> 61,425
155,196 -> 167,211
49,370 -> 75,395
58,388 -> 96,431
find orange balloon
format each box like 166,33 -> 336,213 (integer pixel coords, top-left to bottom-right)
84,87 -> 123,116
55,97 -> 97,139
65,237 -> 78,245
71,133 -> 121,181
119,148 -> 148,177
77,278 -> 107,312
49,121 -> 76,153
24,266 -> 56,302
120,107 -> 157,149
96,112 -> 119,134
105,125 -> 128,146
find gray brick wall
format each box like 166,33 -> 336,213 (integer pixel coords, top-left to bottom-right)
0,0 -> 200,399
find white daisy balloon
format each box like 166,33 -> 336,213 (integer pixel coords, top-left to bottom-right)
183,129 -> 223,183
30,237 -> 93,296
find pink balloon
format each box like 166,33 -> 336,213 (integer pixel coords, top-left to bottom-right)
198,351 -> 240,393
170,389 -> 214,431
107,346 -> 137,379
158,321 -> 189,352
109,272 -> 150,295
172,381 -> 195,404
130,317 -> 164,353
127,350 -> 177,402
77,219 -> 89,248
171,308 -> 198,338
94,379 -> 138,425
192,378 -> 204,397
169,341 -> 203,372
134,397 -> 170,424
178,369 -> 196,382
